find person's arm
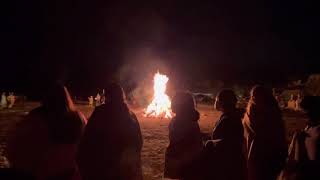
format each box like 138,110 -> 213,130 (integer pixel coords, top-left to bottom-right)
305,126 -> 320,160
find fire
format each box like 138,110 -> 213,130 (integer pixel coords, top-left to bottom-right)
145,72 -> 173,118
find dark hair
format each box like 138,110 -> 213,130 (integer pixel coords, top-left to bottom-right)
42,83 -> 81,144
215,89 -> 237,111
248,85 -> 279,109
172,91 -> 196,114
300,96 -> 320,125
245,85 -> 282,125
42,82 -> 75,113
243,85 -> 286,156
171,91 -> 199,121
105,83 -> 125,104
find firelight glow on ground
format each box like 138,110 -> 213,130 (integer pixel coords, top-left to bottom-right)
0,103 -> 307,180
145,72 -> 173,118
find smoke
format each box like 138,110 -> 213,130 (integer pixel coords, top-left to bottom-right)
117,47 -> 172,107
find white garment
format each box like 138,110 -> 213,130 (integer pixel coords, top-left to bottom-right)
95,94 -> 101,106
1,94 -> 7,108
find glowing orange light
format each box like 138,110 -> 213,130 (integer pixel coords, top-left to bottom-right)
145,72 -> 172,118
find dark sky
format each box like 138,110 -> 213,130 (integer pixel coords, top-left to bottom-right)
2,0 -> 319,94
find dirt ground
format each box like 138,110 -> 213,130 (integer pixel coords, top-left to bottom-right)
0,102 -> 307,179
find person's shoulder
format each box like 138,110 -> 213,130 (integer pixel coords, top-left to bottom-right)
129,111 -> 141,125
129,110 -> 137,118
90,104 -> 109,116
28,106 -> 44,115
218,113 -> 231,124
15,107 -> 47,132
23,106 -> 45,124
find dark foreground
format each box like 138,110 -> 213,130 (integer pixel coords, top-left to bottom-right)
0,102 -> 306,180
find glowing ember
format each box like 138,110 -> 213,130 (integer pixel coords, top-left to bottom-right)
145,72 -> 173,118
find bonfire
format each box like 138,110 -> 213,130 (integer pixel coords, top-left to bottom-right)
145,72 -> 173,118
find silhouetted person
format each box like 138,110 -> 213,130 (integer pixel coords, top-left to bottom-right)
243,85 -> 287,180
77,83 -> 143,180
204,89 -> 246,180
280,96 -> 320,180
164,92 -> 203,180
7,83 -> 86,180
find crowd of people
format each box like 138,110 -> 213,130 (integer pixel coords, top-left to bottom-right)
0,92 -> 16,109
285,94 -> 303,111
1,83 -> 319,180
88,91 -> 106,107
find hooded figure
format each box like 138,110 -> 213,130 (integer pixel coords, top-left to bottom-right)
204,89 -> 246,180
77,83 -> 143,180
7,83 -> 86,180
243,85 -> 287,180
164,92 -> 203,180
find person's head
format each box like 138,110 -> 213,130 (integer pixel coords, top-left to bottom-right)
105,83 -> 125,104
300,96 -> 320,126
245,86 -> 285,141
172,91 -> 197,117
249,85 -> 278,107
42,82 -> 75,114
214,89 -> 237,112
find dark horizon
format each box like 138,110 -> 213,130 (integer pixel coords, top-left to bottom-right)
2,0 -> 319,95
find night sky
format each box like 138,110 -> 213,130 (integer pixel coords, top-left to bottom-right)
2,0 -> 319,95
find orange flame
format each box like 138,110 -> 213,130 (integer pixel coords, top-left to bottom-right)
145,72 -> 172,118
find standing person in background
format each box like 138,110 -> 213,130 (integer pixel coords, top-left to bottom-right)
88,96 -> 94,107
287,94 -> 296,110
7,92 -> 16,108
95,92 -> 101,107
204,89 -> 246,180
1,92 -> 7,109
295,94 -> 303,111
243,85 -> 287,180
164,92 -> 203,180
100,89 -> 106,104
7,83 -> 86,180
78,83 -> 143,180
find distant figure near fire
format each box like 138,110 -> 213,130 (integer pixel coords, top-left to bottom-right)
95,93 -> 101,106
1,92 -> 7,109
78,83 -> 143,180
88,96 -> 94,107
287,94 -> 296,110
7,92 -> 16,108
